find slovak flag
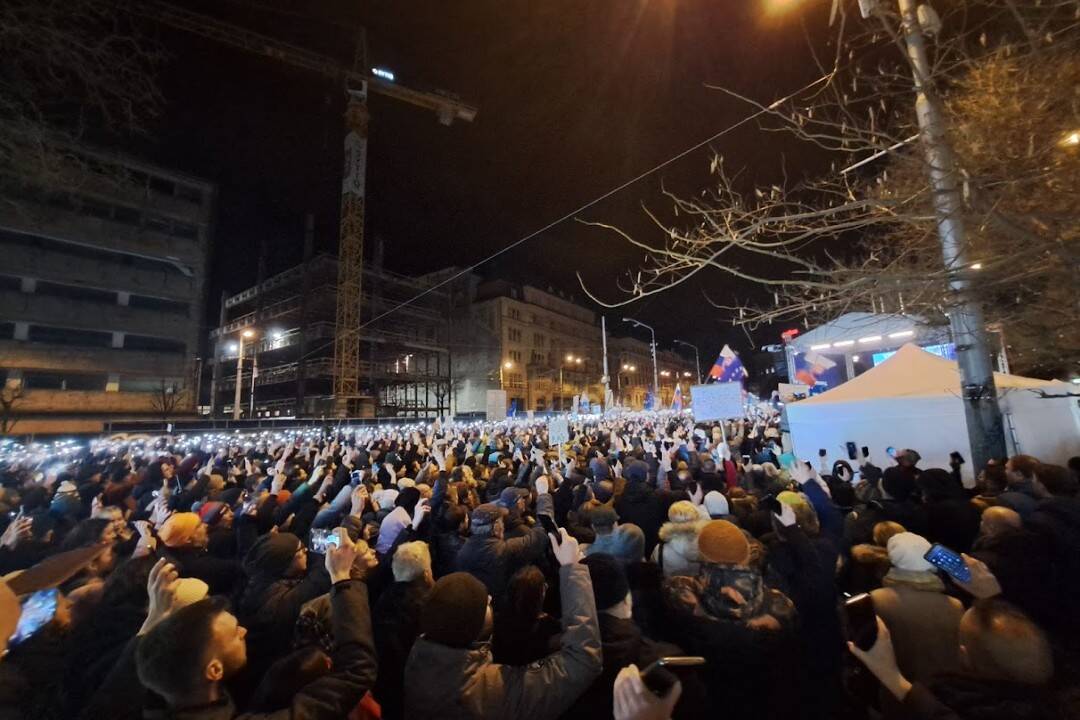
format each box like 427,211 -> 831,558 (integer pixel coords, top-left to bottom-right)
708,345 -> 747,383
671,383 -> 684,412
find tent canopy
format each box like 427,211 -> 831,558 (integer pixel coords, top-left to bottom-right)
797,343 -> 1052,405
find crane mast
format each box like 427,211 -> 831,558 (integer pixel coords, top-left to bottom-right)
134,1 -> 477,417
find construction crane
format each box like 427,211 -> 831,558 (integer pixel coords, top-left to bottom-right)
134,1 -> 477,417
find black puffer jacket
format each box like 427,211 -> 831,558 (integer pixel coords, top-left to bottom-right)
614,482 -> 666,557
902,674 -> 1063,720
373,579 -> 431,720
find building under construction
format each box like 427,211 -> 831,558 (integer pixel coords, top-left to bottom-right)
207,249 -> 472,420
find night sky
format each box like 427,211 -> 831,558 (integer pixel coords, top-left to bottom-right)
134,0 -> 832,363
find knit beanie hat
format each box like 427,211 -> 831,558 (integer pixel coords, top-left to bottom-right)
159,512 -> 202,548
623,460 -> 649,484
667,500 -> 700,524
698,520 -> 750,566
246,533 -> 302,579
582,554 -> 630,611
195,501 -> 226,526
886,532 -> 935,572
704,491 -> 729,518
421,572 -> 488,648
173,578 -> 210,608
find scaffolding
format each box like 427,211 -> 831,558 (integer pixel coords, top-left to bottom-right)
207,253 -> 458,419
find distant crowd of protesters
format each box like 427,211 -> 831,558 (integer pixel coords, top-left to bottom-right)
0,412 -> 1078,719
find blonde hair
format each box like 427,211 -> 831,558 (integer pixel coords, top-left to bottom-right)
391,541 -> 431,583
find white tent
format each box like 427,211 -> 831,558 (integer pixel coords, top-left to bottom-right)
786,344 -> 1079,486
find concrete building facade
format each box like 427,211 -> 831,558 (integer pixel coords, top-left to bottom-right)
453,280 -> 696,414
0,149 -> 215,434
206,252 -> 472,419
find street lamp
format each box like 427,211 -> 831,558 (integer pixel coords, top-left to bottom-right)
233,328 -> 255,420
673,339 -> 702,384
623,317 -> 659,404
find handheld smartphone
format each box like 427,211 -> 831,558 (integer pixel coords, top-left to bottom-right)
846,442 -> 858,461
861,446 -> 870,458
924,543 -> 972,583
949,451 -> 965,465
818,448 -> 827,458
741,455 -> 751,465
350,469 -> 364,485
309,528 -> 340,554
10,589 -> 59,646
761,493 -> 782,515
538,514 -> 561,544
843,593 -> 879,651
886,446 -> 896,458
640,656 -> 706,696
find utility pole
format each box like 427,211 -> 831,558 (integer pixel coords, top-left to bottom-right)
894,0 -> 1006,467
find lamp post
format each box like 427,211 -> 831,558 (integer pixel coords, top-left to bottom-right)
674,339 -> 701,384
232,328 -> 255,420
623,318 -> 659,404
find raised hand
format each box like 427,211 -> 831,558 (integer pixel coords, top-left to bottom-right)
548,528 -> 581,566
325,527 -> 359,583
139,558 -> 180,635
1,516 -> 32,550
612,664 -> 682,720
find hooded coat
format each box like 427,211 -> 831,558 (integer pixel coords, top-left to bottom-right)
402,564 -> 602,720
650,519 -> 705,578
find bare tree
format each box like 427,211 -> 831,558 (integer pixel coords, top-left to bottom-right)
579,1 -> 1079,378
150,378 -> 188,426
0,0 -> 163,192
0,384 -> 24,435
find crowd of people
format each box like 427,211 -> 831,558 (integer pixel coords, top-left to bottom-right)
0,413 -> 1077,720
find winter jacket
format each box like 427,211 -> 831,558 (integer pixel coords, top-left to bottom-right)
238,568 -> 332,673
162,546 -> 239,597
456,492 -> 553,597
571,614 -> 681,720
614,482 -> 666,557
871,571 -> 963,684
659,572 -> 800,720
402,563 -> 602,720
998,481 -> 1041,520
650,521 -> 703,578
431,530 -> 466,579
373,579 -> 431,720
899,674 -> 1061,720
138,579 -> 376,720
845,499 -> 928,546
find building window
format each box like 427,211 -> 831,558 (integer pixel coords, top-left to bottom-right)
509,350 -> 522,363
508,328 -> 522,342
533,333 -> 545,346
531,351 -> 545,364
508,308 -> 521,320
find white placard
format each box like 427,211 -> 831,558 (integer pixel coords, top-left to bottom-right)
548,415 -> 570,444
485,389 -> 507,421
690,383 -> 745,421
